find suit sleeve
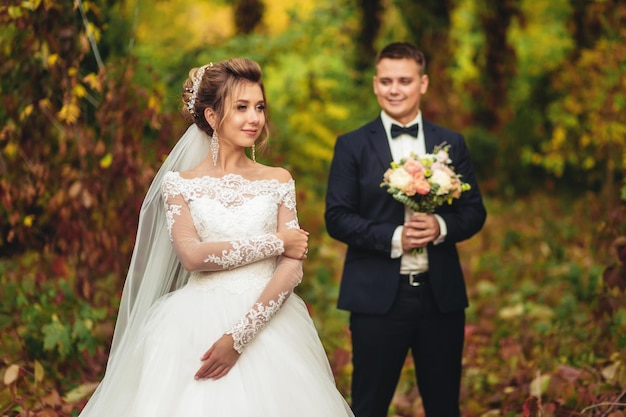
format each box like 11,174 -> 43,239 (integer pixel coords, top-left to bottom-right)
434,133 -> 487,243
325,133 -> 399,254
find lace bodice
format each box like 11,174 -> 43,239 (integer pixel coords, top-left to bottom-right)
161,171 -> 303,353
164,172 -> 297,240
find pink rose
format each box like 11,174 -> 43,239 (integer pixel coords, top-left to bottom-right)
402,182 -> 417,196
449,178 -> 462,198
415,179 -> 431,195
403,158 -> 425,178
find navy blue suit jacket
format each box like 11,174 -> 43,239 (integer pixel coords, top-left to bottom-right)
325,116 -> 487,315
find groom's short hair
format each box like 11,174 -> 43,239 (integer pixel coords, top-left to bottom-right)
376,42 -> 426,75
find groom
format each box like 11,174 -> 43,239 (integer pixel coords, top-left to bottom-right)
325,42 -> 487,417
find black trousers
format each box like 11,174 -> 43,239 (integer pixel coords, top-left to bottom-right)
349,275 -> 465,417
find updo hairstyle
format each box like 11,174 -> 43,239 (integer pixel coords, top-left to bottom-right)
181,57 -> 270,151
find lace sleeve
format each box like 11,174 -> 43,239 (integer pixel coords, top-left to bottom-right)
161,174 -> 285,272
226,183 -> 303,353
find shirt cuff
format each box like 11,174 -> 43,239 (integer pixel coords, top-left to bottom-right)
391,226 -> 403,258
433,214 -> 447,245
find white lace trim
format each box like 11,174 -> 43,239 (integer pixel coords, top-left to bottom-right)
162,172 -> 296,210
286,219 -> 299,230
227,291 -> 289,353
204,234 -> 284,269
162,172 -> 298,238
164,204 -> 182,240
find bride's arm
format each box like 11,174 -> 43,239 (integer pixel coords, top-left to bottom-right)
225,181 -> 304,352
193,179 -> 307,380
162,173 -> 306,271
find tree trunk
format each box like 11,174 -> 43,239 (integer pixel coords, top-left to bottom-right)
234,0 -> 265,35
354,0 -> 383,74
476,0 -> 520,130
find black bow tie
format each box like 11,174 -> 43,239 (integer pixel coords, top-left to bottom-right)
390,123 -> 419,138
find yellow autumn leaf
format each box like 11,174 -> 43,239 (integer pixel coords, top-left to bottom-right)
68,67 -> 77,77
582,155 -> 595,170
23,214 -> 35,227
19,104 -> 33,121
325,103 -> 349,120
7,6 -> 22,18
58,101 -> 81,124
100,153 -> 113,169
4,142 -> 18,158
63,382 -> 100,402
498,303 -> 524,320
34,360 -> 44,382
39,97 -> 52,111
148,94 -> 161,112
72,84 -> 87,98
3,364 -> 20,385
580,133 -> 591,147
87,22 -> 101,42
22,0 -> 42,11
83,73 -> 101,92
529,373 -> 550,398
551,126 -> 566,148
47,53 -> 59,67
601,361 -> 621,383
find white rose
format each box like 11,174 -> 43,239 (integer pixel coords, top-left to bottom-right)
389,168 -> 412,190
430,169 -> 452,195
436,150 -> 450,163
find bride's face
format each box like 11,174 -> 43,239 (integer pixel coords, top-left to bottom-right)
219,82 -> 266,149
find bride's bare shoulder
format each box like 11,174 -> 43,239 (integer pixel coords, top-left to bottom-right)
176,161 -> 214,180
258,165 -> 293,183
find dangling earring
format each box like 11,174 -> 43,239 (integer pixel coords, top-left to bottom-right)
251,143 -> 256,163
211,130 -> 219,167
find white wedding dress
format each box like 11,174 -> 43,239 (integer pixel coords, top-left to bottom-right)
79,172 -> 354,417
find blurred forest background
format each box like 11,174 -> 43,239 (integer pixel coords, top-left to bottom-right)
1,0 -> 625,416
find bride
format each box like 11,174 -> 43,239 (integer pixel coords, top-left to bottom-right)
78,57 -> 354,416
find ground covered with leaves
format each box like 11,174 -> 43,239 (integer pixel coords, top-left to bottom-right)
1,192 -> 626,417
302,191 -> 626,417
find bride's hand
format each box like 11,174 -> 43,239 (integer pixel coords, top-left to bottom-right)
194,334 -> 240,380
276,228 -> 309,260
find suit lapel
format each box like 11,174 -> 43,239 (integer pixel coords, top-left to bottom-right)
422,119 -> 440,153
367,118 -> 393,168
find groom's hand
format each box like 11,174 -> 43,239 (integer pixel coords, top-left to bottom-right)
402,214 -> 440,252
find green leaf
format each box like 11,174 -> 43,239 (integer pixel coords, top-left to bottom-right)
42,318 -> 72,358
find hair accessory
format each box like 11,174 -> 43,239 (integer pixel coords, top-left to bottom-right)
251,144 -> 256,163
211,129 -> 219,166
187,63 -> 211,116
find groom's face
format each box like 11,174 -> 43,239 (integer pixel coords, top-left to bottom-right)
373,58 -> 429,126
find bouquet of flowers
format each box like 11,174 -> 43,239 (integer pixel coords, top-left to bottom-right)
380,144 -> 470,251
